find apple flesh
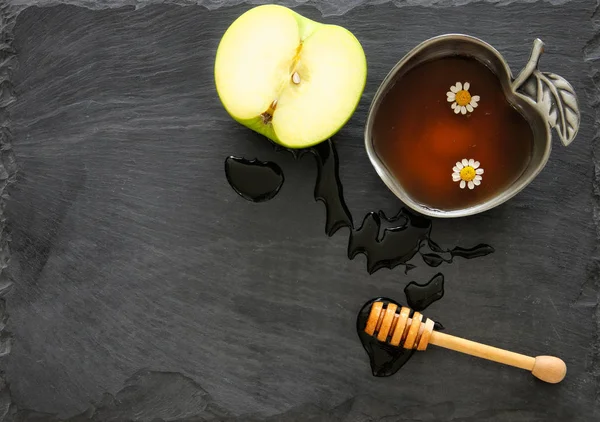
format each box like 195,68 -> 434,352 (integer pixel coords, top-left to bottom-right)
214,4 -> 367,149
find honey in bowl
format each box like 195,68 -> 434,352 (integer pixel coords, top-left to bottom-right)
371,55 -> 534,212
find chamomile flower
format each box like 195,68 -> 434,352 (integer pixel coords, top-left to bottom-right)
452,159 -> 484,190
447,82 -> 480,115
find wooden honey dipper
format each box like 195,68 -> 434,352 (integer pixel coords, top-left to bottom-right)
365,301 -> 566,383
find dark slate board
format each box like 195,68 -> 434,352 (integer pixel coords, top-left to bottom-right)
0,0 -> 598,420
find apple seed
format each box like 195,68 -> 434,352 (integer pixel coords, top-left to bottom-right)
292,72 -> 301,84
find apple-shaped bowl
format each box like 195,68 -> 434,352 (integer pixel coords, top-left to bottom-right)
364,34 -> 581,218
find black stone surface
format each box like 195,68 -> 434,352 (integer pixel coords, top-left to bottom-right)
0,0 -> 598,420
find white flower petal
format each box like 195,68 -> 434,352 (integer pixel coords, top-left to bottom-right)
462,159 -> 469,167
464,82 -> 470,90
456,82 -> 462,91
454,106 -> 460,114
460,180 -> 466,189
476,168 -> 484,175
451,102 -> 457,109
471,101 -> 478,108
453,166 -> 460,173
447,92 -> 455,99
468,181 -> 475,190
468,159 -> 475,167
467,104 -> 474,112
461,106 -> 467,114
456,162 -> 464,169
473,179 -> 481,186
450,85 -> 459,93
475,175 -> 482,181
448,97 -> 455,103
472,95 -> 480,102
473,161 -> 480,169
452,174 -> 461,181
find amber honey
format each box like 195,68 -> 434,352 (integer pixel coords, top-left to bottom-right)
372,56 -> 534,212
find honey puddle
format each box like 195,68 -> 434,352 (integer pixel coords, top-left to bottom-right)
224,157 -> 284,203
224,139 -> 494,273
356,274 -> 445,377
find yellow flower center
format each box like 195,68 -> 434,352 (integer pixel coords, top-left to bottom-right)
455,90 -> 471,106
460,166 -> 476,182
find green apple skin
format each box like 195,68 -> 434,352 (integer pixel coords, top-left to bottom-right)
214,4 -> 367,149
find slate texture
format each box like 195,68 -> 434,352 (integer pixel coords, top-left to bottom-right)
0,0 -> 598,420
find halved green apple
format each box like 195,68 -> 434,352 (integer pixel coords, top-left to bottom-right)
214,4 -> 367,149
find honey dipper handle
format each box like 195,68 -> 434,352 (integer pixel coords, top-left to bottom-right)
429,331 -> 535,370
429,331 -> 567,383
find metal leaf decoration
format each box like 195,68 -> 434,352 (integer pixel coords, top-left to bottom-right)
532,71 -> 580,146
513,38 -> 581,146
514,39 -> 580,147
